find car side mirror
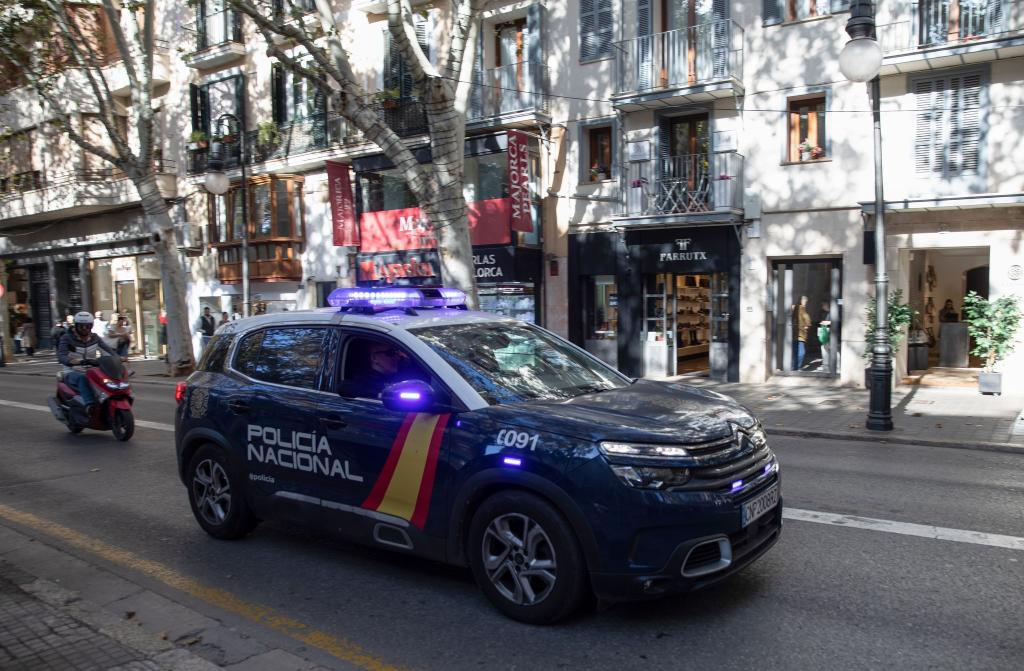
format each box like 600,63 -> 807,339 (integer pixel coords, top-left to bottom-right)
380,379 -> 437,413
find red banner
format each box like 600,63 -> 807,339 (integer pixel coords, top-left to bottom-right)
327,162 -> 358,247
358,198 -> 512,253
507,130 -> 533,232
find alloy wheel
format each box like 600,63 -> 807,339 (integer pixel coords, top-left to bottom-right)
192,459 -> 232,527
481,513 -> 558,606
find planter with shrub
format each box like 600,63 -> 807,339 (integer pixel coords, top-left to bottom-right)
962,291 -> 1022,395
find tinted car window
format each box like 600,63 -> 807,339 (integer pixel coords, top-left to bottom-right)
198,334 -> 232,373
252,327 -> 327,389
234,331 -> 263,378
340,336 -> 428,399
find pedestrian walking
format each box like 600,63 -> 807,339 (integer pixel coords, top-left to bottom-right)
105,315 -> 133,358
197,307 -> 216,352
19,317 -> 36,357
50,320 -> 68,345
791,295 -> 810,371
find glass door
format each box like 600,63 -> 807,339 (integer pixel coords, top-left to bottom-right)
709,271 -> 730,381
772,260 -> 842,376
643,273 -> 673,377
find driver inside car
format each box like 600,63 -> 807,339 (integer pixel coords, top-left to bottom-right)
348,339 -> 425,398
58,311 -> 117,411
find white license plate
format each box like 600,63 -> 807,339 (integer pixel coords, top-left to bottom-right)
741,484 -> 779,528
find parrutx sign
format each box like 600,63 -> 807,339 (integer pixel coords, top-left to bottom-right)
659,238 -> 709,262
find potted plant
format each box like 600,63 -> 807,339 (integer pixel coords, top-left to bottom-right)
375,88 -> 402,109
187,130 -> 208,151
589,164 -> 607,182
962,291 -> 1021,395
862,289 -> 917,385
255,121 -> 280,152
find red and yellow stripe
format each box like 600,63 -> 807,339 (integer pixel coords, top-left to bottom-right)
362,413 -> 450,529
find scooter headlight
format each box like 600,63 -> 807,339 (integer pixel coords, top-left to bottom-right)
101,378 -> 130,390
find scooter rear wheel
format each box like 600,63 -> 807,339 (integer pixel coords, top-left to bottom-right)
111,409 -> 134,442
67,423 -> 83,434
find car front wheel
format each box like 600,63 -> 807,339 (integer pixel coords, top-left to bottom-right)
187,445 -> 257,540
468,491 -> 587,624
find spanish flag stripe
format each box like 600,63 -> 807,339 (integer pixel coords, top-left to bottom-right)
409,415 -> 450,529
373,414 -> 441,521
361,413 -> 417,511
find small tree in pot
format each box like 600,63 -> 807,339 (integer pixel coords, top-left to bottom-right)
862,289 -> 916,384
962,291 -> 1022,395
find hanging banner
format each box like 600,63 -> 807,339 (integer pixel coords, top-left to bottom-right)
327,161 -> 358,247
507,130 -> 533,233
358,198 -> 512,253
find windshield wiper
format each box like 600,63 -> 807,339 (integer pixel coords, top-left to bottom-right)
567,384 -> 609,396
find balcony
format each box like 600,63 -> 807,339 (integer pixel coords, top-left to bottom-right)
0,160 -> 177,227
183,10 -> 245,70
612,20 -> 744,111
878,0 -> 1024,72
468,61 -> 550,129
106,39 -> 171,95
617,151 -> 744,225
214,241 -> 303,283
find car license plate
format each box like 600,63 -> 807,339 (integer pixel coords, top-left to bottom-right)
741,484 -> 779,528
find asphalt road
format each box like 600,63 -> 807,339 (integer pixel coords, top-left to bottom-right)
0,369 -> 1022,670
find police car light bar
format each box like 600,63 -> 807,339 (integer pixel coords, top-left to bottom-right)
328,286 -> 467,310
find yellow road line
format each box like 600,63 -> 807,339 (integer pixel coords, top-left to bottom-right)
0,503 -> 407,671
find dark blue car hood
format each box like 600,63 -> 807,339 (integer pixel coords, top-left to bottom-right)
486,380 -> 756,443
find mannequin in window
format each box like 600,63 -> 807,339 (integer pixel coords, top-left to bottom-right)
791,295 -> 811,370
939,299 -> 959,323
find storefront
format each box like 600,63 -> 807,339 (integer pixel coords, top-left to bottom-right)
91,254 -> 164,357
570,225 -> 741,381
351,131 -> 543,322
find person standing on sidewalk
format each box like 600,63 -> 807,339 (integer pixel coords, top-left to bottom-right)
91,311 -> 108,338
197,307 -> 216,353
792,295 -> 811,371
19,317 -> 36,357
105,315 -> 133,358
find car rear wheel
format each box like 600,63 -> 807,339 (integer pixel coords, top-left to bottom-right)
187,445 -> 257,540
467,491 -> 587,624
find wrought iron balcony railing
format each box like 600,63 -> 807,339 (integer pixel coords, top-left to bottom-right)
613,20 -> 744,97
623,151 -> 743,217
193,9 -> 243,51
469,61 -> 549,120
878,0 -> 1021,53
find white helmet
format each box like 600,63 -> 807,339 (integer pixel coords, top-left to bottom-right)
73,311 -> 94,326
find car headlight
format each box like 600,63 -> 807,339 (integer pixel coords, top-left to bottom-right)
599,441 -> 690,460
609,464 -> 691,490
746,424 -> 768,449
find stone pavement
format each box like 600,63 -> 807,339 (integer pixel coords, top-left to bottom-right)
677,375 -> 1024,453
0,560 -> 217,671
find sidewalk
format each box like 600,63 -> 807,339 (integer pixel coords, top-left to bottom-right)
676,375 -> 1024,453
0,352 -> 179,387
0,559 -> 218,671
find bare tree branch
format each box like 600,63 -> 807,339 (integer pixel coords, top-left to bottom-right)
98,0 -> 139,95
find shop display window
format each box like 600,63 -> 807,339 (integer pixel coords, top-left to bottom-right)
586,275 -> 617,340
478,284 -> 536,323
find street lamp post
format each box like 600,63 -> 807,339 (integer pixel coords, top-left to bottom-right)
204,112 -> 251,318
839,0 -> 892,431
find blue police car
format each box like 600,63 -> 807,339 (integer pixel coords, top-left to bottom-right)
175,287 -> 781,624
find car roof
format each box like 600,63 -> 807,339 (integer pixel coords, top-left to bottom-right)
216,307 -> 518,336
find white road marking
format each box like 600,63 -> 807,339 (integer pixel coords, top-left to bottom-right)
0,398 -> 173,432
783,507 -> 1024,551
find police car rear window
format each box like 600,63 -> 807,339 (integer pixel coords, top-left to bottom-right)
198,334 -> 232,373
233,327 -> 326,390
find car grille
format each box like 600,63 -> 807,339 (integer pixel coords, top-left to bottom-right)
672,431 -> 775,494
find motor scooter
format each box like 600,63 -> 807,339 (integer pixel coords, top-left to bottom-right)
48,355 -> 135,441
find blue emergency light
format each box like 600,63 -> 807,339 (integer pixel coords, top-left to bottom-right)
328,286 -> 467,310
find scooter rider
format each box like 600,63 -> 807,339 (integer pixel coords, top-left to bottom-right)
58,312 -> 117,411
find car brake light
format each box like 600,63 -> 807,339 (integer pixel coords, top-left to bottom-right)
175,382 -> 187,404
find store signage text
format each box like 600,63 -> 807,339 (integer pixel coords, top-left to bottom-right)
327,162 -> 358,247
358,198 -> 512,253
474,253 -> 504,279
507,131 -> 533,233
659,238 -> 708,262
358,255 -> 438,283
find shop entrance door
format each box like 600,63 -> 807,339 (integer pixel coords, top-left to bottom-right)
772,260 -> 842,376
642,272 -> 728,378
115,281 -> 137,346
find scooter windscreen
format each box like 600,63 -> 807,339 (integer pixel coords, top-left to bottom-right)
97,355 -> 126,380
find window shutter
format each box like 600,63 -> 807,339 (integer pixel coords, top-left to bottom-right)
470,24 -> 484,118
913,78 -> 939,176
763,0 -> 783,26
527,3 -> 544,108
951,72 -> 983,176
830,0 -> 851,13
658,116 -> 673,180
271,64 -> 285,123
580,0 -> 613,61
189,83 -> 203,134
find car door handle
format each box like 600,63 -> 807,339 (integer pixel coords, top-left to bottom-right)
321,416 -> 347,430
227,400 -> 250,413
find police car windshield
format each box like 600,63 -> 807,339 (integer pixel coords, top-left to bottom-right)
411,322 -> 630,405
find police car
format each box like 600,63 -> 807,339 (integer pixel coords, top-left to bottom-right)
175,287 -> 781,624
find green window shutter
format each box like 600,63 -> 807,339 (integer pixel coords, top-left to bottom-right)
763,0 -> 783,26
271,63 -> 286,123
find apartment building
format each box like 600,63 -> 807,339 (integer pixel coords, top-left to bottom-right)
3,0 -> 1022,386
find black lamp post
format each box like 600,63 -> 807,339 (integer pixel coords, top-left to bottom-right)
203,112 -> 250,318
839,0 -> 892,431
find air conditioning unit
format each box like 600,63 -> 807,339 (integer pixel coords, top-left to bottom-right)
175,223 -> 204,251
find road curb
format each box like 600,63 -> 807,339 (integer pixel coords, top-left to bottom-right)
0,368 -> 180,387
767,427 -> 1024,455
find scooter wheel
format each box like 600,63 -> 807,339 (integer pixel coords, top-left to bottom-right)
67,424 -> 83,434
111,409 -> 134,442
